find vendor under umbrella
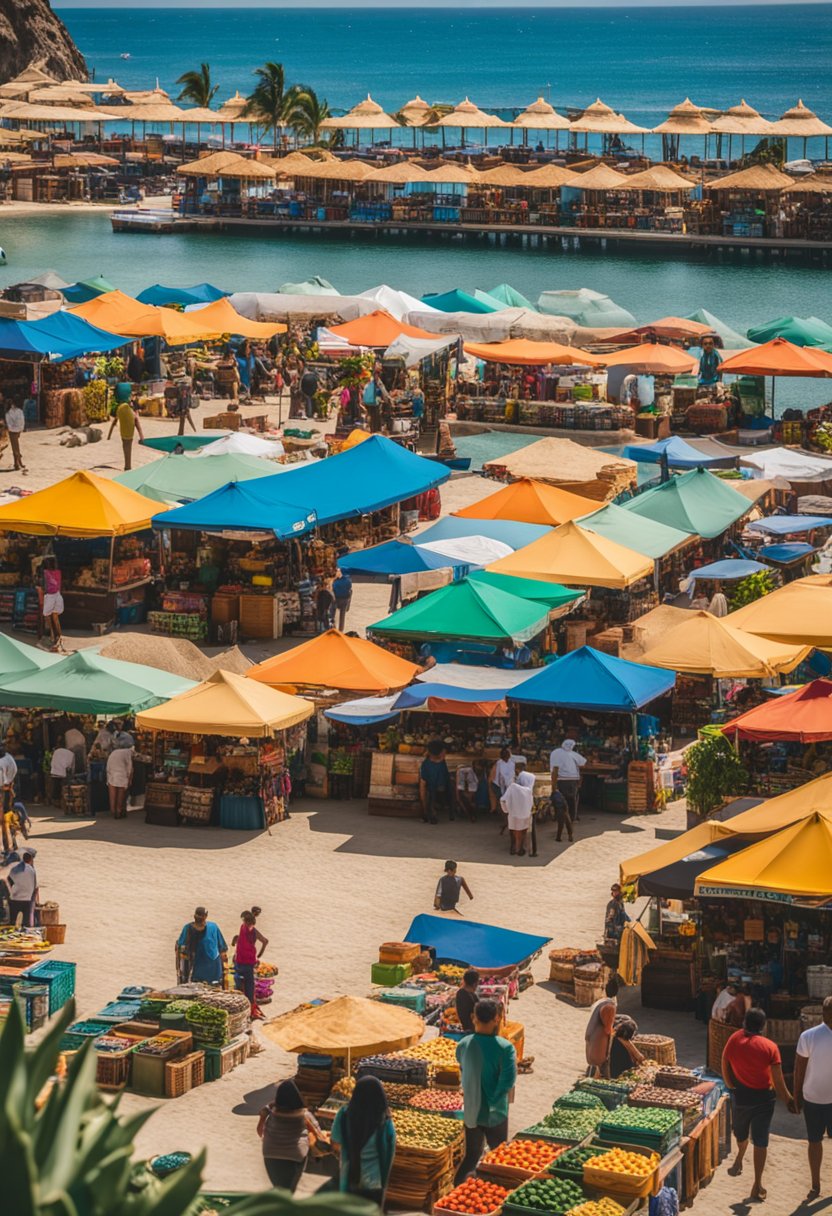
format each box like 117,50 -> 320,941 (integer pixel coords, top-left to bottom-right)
175,905 -> 228,984
698,335 -> 723,388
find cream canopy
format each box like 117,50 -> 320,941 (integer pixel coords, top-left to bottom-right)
436,98 -> 511,129
711,100 -> 774,136
320,95 -> 400,131
637,610 -> 809,678
136,669 -> 313,737
653,98 -> 714,136
571,99 -> 649,135
514,97 -> 571,132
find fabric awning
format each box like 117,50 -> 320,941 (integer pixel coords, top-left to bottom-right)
152,479 -> 316,539
621,467 -> 751,538
0,470 -> 158,537
404,913 -> 550,969
463,337 -> 605,367
136,669 -> 313,737
0,650 -> 194,713
727,575 -> 832,647
487,519 -> 653,589
369,578 -> 552,645
695,813 -> 832,902
622,436 -> 737,470
509,645 -> 675,712
116,453 -> 283,505
246,629 -> 419,694
637,610 -> 810,678
578,502 -> 690,560
454,479 -> 597,528
263,995 -> 422,1056
722,679 -> 832,742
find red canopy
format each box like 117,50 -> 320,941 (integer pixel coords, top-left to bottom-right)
722,679 -> 832,742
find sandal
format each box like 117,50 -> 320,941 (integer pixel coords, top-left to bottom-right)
727,1164 -> 743,1178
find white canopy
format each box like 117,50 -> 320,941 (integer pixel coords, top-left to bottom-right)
419,535 -> 513,567
196,432 -> 285,458
414,662 -> 538,689
229,292 -> 379,322
357,284 -> 441,320
404,307 -> 526,342
740,448 -> 832,481
384,334 -> 458,367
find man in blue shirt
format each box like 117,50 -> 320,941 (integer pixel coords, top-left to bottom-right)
419,740 -> 452,825
455,999 -> 518,1182
331,568 -> 353,632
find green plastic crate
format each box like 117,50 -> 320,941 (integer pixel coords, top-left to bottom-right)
371,962 -> 411,986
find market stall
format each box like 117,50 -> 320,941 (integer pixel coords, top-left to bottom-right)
135,669 -> 313,829
0,471 -> 162,631
453,478 -> 599,528
482,438 -> 638,502
721,679 -> 832,795
115,451 -> 288,506
621,466 -> 752,541
727,573 -> 832,647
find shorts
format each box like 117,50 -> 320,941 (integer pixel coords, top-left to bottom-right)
731,1089 -> 776,1148
804,1099 -> 832,1143
43,592 -> 64,617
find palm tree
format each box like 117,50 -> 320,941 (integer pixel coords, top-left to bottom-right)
175,62 -> 218,107
245,61 -> 290,151
285,87 -> 331,146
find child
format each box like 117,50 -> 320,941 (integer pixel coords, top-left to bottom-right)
434,860 -> 473,914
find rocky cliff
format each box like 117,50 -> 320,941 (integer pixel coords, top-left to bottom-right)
0,0 -> 86,83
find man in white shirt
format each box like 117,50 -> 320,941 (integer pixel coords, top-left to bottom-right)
0,744 -> 17,852
550,737 -> 587,828
795,996 -> 832,1200
4,402 -> 25,472
711,981 -> 738,1023
106,745 -> 134,818
50,739 -> 75,808
64,725 -> 87,773
455,764 -> 480,823
8,850 -> 37,925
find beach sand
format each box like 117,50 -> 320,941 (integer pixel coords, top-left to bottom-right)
9,404 -> 821,1211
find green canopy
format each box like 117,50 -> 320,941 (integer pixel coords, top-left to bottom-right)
140,435 -> 221,454
684,308 -> 752,351
115,452 -> 281,505
0,650 -> 196,713
369,578 -> 551,645
486,283 -> 536,311
621,467 -> 750,539
578,502 -> 691,559
0,634 -> 61,678
468,570 -> 582,610
746,315 -> 832,349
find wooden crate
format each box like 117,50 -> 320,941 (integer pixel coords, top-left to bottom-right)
203,411 -> 241,430
239,594 -> 278,639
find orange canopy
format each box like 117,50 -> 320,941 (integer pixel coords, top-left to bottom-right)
246,629 -> 419,694
0,470 -> 157,537
328,310 -> 439,347
455,478 -> 597,526
718,337 -> 832,378
463,338 -> 606,367
186,296 -> 286,339
69,289 -> 151,330
609,317 -> 713,344
599,343 -> 698,374
70,289 -> 222,345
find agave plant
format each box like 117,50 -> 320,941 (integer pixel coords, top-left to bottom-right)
0,999 -> 375,1216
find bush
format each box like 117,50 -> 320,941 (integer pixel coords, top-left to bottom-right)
685,732 -> 748,818
728,571 -> 777,612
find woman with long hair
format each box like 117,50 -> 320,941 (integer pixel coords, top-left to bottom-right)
257,1079 -> 323,1192
331,1075 -> 396,1203
232,908 -> 269,1019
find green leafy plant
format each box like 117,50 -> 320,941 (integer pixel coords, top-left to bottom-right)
176,63 -> 219,108
685,733 -> 748,818
728,570 -> 777,612
0,998 -> 376,1216
94,355 -> 125,381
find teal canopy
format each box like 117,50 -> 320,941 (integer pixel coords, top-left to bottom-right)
369,578 -> 551,645
62,275 -> 116,304
115,452 -> 282,504
684,308 -> 752,351
0,650 -> 195,713
579,502 -> 691,559
422,289 -> 499,314
746,315 -> 832,348
0,634 -> 60,678
621,467 -> 750,539
486,284 -> 536,311
468,570 -> 582,611
472,288 -> 511,311
140,435 -> 221,453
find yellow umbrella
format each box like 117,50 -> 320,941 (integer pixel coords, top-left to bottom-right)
136,669 -> 313,737
695,813 -> 832,901
262,994 -> 424,1061
487,519 -> 653,589
727,575 -> 832,648
725,773 -> 832,836
637,610 -> 809,678
620,820 -> 734,887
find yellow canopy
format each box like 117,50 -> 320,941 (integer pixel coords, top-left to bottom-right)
637,610 -> 809,678
262,994 -> 423,1057
135,669 -> 313,737
620,820 -> 734,886
454,478 -> 598,527
0,470 -> 157,537
725,773 -> 832,836
185,297 -> 286,339
727,575 -> 832,648
695,813 -> 832,901
487,519 -> 653,589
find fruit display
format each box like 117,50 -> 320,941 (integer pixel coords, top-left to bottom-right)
598,1106 -> 680,1141
548,1146 -> 599,1177
522,1107 -> 602,1142
256,961 -> 279,978
331,1076 -> 357,1100
391,1107 -> 463,1150
629,1084 -> 703,1113
436,1177 -> 510,1214
566,1200 -> 626,1216
395,1038 -> 459,1065
185,1002 -> 229,1047
482,1139 -> 565,1175
585,1148 -> 659,1177
408,1089 -> 463,1114
504,1176 -> 584,1213
553,1091 -> 605,1112
438,964 -> 466,984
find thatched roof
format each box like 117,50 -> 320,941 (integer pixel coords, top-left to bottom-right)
103,101 -> 187,123
0,102 -> 104,124
568,163 -> 630,191
52,151 -> 119,168
621,165 -> 696,192
784,174 -> 832,194
710,100 -> 774,136
653,98 -> 714,136
425,161 -> 480,184
267,151 -> 335,177
769,100 -> 832,138
61,78 -> 125,96
292,158 -> 377,181
707,162 -> 794,192
436,98 -> 511,129
321,95 -> 400,130
571,99 -> 649,135
513,97 -> 571,131
365,161 -> 431,184
475,164 -> 538,187
519,163 -> 578,188
218,90 -> 248,117
178,151 -> 276,179
484,437 -> 637,485
179,107 -> 224,124
27,86 -> 98,107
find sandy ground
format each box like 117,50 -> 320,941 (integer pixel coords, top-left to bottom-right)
9,410 -> 828,1213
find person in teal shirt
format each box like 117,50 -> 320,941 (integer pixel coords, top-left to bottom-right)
331,1075 -> 396,1203
454,998 -> 518,1182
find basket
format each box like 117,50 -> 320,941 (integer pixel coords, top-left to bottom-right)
95,1033 -> 147,1090
654,1068 -> 698,1090
631,1035 -> 676,1065
25,960 -> 76,1015
549,961 -> 575,984
43,924 -> 66,946
574,978 -> 605,1007
707,1018 -> 735,1075
379,942 -> 422,965
808,967 -> 832,999
766,1018 -> 801,1045
165,1050 -> 206,1098
38,902 -> 60,926
801,1005 -> 824,1030
219,1034 -> 249,1076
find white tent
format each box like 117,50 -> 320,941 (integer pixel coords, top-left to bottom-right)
384,334 -> 458,367
279,277 -> 340,296
740,448 -> 832,481
419,535 -> 513,567
404,307 -> 527,342
229,292 -> 379,322
357,284 -> 441,320
537,288 -> 636,329
196,432 -> 285,459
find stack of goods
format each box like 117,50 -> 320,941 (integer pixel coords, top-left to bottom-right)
595,1105 -> 682,1156
131,1030 -> 194,1097
394,1037 -> 460,1083
403,976 -> 456,1024
583,1147 -> 660,1201
387,1108 -> 464,1212
375,986 -> 426,1014
407,1089 -> 463,1117
150,592 -> 209,642
686,402 -> 728,434
654,1066 -> 697,1090
626,761 -> 656,814
573,1076 -> 636,1111
480,1139 -> 566,1181
185,991 -> 250,1047
549,1145 -> 600,1180
565,1200 -> 627,1216
255,961 -> 278,1007
631,1034 -> 676,1065
295,1054 -> 336,1109
500,1175 -> 585,1214
178,787 -> 214,824
357,1054 -> 429,1088
519,1102 -> 603,1145
92,1031 -> 149,1091
61,781 -> 89,818
435,1179 -> 510,1216
573,961 -> 607,1008
0,925 -> 51,955
628,1083 -> 703,1131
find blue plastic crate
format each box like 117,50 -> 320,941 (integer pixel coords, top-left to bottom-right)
25,959 -> 76,1015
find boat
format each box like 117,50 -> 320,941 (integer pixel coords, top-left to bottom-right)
423,453 -> 472,471
120,53 -> 131,60
0,247 -> 7,265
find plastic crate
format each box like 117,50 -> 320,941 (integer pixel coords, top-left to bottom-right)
372,962 -> 412,986
25,959 -> 76,1015
582,1144 -> 659,1200
94,1033 -> 147,1090
377,988 -> 427,1014
131,1051 -> 167,1097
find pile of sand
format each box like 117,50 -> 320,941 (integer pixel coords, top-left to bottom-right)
98,634 -> 253,681
203,646 -> 252,677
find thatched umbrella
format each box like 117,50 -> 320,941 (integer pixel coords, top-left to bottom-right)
707,163 -> 793,192
475,163 -> 538,188
520,163 -> 579,189
435,97 -> 511,149
179,151 -> 275,179
0,65 -> 58,99
0,101 -> 106,126
425,162 -> 481,185
710,100 -> 775,162
513,96 -> 571,150
27,86 -> 99,107
619,165 -> 696,193
783,174 -> 832,195
320,95 -> 400,149
567,163 -> 630,191
653,98 -> 714,160
61,79 -> 125,96
52,151 -> 119,168
365,161 -> 431,184
398,95 -> 431,126
267,151 -> 334,179
769,100 -> 832,157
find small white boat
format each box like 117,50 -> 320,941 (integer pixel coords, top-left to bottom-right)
120,52 -> 131,60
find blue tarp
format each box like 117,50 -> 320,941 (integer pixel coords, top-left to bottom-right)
339,539 -> 469,578
747,515 -> 832,535
508,645 -> 676,712
152,479 -> 316,539
404,914 -> 550,969
421,289 -> 499,315
758,542 -> 816,563
394,681 -> 512,708
417,516 -> 551,551
689,559 -> 769,580
138,282 -> 227,306
0,313 -> 126,360
622,437 -> 736,470
275,435 -> 449,525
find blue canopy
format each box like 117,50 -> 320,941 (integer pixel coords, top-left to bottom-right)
275,436 -> 449,525
0,313 -> 126,360
747,515 -> 832,536
138,282 -> 227,306
394,681 -> 513,709
339,539 -> 469,578
622,436 -> 736,470
509,645 -> 676,712
689,559 -> 769,580
404,914 -> 550,969
758,542 -> 816,563
417,515 -> 551,551
152,479 -> 316,539
421,289 -> 499,315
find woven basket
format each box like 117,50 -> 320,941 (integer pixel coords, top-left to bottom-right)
633,1034 -> 676,1065
44,924 -> 66,946
549,961 -> 575,983
801,1005 -> 824,1031
574,978 -> 604,1007
767,1018 -> 801,1045
38,902 -> 60,926
707,1019 -> 734,1075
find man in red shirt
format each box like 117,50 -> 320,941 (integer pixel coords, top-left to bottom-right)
722,1007 -> 796,1203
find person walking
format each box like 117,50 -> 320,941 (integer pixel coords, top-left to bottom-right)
300,365 -> 319,419
489,747 -> 516,818
794,995 -> 832,1200
454,999 -> 518,1182
549,737 -> 586,830
4,399 -> 26,472
455,969 -> 480,1033
501,770 -> 535,856
331,568 -> 353,631
331,1075 -> 396,1204
41,557 -> 64,652
552,786 -> 573,843
316,581 -> 335,633
233,909 -> 269,1020
49,736 -> 75,809
257,1079 -> 324,1192
107,389 -> 144,471
0,743 -> 17,853
722,1007 -> 796,1203
106,739 -> 133,819
7,850 -> 37,925
434,860 -> 473,913
175,906 -> 228,985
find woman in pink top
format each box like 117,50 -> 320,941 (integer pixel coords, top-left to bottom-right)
232,908 -> 269,1019
41,557 -> 64,652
